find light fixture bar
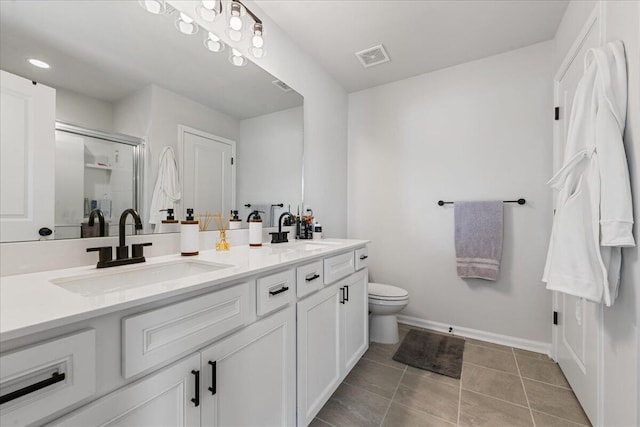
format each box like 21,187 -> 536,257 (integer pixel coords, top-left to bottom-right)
231,0 -> 261,24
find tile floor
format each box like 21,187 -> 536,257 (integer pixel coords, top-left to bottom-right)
312,324 -> 590,427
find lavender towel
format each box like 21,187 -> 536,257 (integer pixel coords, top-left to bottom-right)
454,201 -> 503,281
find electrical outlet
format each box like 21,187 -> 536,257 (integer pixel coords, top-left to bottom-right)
448,327 -> 453,334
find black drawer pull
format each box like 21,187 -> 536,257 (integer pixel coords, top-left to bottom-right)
340,287 -> 346,304
305,273 -> 320,282
191,370 -> 200,407
0,371 -> 65,405
359,255 -> 368,260
208,361 -> 216,395
344,285 -> 349,302
269,286 -> 289,296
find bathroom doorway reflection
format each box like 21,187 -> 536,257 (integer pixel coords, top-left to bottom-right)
54,122 -> 143,239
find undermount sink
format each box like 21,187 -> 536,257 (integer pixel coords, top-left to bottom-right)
51,260 -> 233,297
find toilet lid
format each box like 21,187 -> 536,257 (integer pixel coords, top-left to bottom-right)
368,283 -> 409,300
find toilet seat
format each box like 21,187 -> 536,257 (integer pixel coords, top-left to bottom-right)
368,283 -> 409,301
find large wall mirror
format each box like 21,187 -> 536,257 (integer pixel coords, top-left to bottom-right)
0,0 -> 303,243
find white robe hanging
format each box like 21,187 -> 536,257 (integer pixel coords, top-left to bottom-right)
543,41 -> 635,306
148,147 -> 181,231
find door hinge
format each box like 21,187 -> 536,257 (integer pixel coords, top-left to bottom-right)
231,157 -> 234,165
553,311 -> 558,325
554,107 -> 560,121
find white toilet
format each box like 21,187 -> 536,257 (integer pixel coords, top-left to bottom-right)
368,282 -> 409,344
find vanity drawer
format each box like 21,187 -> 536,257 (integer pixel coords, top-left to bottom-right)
296,261 -> 324,298
323,252 -> 355,285
257,269 -> 296,316
0,329 -> 96,427
123,281 -> 253,378
355,247 -> 369,270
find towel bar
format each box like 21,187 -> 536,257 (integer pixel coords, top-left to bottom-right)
437,199 -> 526,206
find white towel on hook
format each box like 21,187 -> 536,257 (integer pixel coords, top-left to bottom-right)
149,147 -> 181,231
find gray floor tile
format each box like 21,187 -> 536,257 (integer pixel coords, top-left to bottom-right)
524,379 -> 590,425
309,417 -> 334,427
513,348 -> 553,361
459,389 -> 533,427
463,344 -> 518,374
461,363 -> 528,406
465,338 -> 512,353
344,358 -> 405,399
515,354 -> 570,388
362,342 -> 406,370
532,410 -> 591,426
316,382 -> 390,427
382,402 -> 455,427
404,365 -> 461,388
394,372 -> 460,422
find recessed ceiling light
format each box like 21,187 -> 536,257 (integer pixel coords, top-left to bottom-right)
28,58 -> 50,69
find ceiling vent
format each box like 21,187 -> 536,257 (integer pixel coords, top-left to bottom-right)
272,79 -> 293,92
355,44 -> 390,68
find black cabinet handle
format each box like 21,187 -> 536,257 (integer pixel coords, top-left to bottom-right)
305,273 -> 320,282
359,255 -> 368,260
208,361 -> 216,395
191,370 -> 200,407
340,287 -> 346,304
269,286 -> 289,296
0,371 -> 65,405
344,285 -> 349,302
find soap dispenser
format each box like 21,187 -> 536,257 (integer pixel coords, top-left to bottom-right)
181,208 -> 199,256
229,210 -> 242,230
159,208 -> 179,233
247,210 -> 264,247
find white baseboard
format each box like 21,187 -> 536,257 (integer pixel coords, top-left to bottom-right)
397,314 -> 552,356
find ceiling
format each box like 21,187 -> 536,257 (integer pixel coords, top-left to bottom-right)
255,0 -> 569,92
0,0 -> 302,119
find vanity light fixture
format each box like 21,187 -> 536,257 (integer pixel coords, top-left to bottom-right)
138,0 -> 166,15
229,48 -> 247,67
196,0 -> 221,22
175,12 -> 199,35
227,1 -> 244,41
205,32 -> 225,53
250,22 -> 264,58
28,58 -> 50,69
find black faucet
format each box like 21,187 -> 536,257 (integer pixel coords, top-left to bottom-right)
88,209 -> 106,237
270,212 -> 295,244
87,208 -> 151,268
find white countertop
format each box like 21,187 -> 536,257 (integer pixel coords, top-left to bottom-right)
0,239 -> 368,343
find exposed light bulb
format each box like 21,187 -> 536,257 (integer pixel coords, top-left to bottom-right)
197,0 -> 218,22
251,23 -> 263,48
204,32 -> 225,53
28,58 -> 50,69
138,0 -> 166,15
229,2 -> 243,31
229,48 -> 247,67
175,12 -> 198,35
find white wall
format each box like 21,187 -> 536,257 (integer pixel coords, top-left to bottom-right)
602,2 -> 640,423
56,88 -> 114,131
238,106 -> 303,219
348,42 -> 553,345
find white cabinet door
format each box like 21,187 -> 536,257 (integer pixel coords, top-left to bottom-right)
340,269 -> 369,375
0,70 -> 56,242
297,284 -> 341,427
200,307 -> 296,427
49,354 -> 200,427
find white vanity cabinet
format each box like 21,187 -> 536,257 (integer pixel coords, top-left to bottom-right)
296,251 -> 369,426
49,353 -> 201,427
200,306 -> 296,427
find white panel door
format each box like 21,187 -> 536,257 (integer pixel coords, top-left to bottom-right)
200,307 -> 296,427
180,126 -> 234,226
297,284 -> 341,426
340,269 -> 369,375
49,354 -> 200,427
0,70 -> 55,242
552,10 -> 601,425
